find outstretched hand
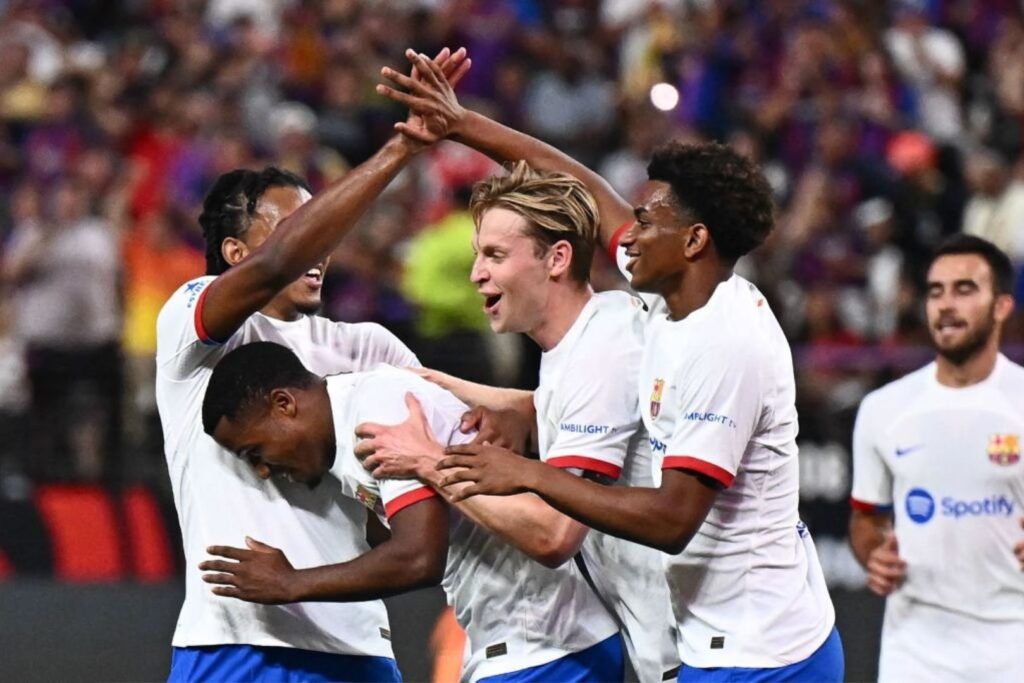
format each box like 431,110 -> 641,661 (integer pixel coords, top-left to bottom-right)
436,442 -> 538,502
199,537 -> 300,605
355,392 -> 444,480
379,48 -> 469,144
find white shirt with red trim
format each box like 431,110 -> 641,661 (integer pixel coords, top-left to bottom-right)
326,369 -> 439,522
851,355 -> 1024,681
535,290 -> 678,681
156,275 -> 419,658
639,274 -> 834,669
349,366 -> 622,682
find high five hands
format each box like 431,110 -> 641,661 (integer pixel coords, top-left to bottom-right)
379,49 -> 469,145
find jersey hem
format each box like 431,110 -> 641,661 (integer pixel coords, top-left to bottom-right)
194,285 -> 225,346
547,455 -> 622,480
607,221 -> 632,261
849,496 -> 893,513
662,456 -> 735,488
384,486 -> 436,519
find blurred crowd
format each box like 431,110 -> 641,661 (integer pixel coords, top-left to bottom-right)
0,0 -> 1022,491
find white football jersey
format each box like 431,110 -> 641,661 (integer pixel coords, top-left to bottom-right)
156,276 -> 419,658
336,366 -> 620,682
852,354 -> 1024,682
637,274 -> 835,668
534,290 -> 678,681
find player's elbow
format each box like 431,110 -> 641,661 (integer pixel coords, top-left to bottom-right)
403,549 -> 446,588
651,525 -> 695,555
527,534 -> 579,569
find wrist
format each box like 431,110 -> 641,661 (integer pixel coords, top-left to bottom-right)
520,459 -> 545,494
384,133 -> 422,159
289,568 -> 313,602
449,108 -> 475,142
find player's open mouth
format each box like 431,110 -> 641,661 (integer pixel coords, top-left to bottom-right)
302,266 -> 324,288
935,318 -> 967,334
483,293 -> 502,314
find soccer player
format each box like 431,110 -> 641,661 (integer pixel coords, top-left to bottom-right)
201,342 -> 624,683
357,161 -> 677,682
850,234 -> 1024,682
377,52 -> 843,681
157,49 -> 469,682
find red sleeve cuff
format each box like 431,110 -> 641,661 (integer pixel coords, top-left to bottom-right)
385,486 -> 437,519
193,285 -> 223,346
850,497 -> 893,513
662,456 -> 735,488
607,221 -> 632,261
547,456 -> 622,481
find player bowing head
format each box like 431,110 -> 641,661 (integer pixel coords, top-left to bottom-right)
200,168 -> 326,320
925,233 -> 1015,367
202,341 -> 335,488
469,161 -> 599,341
622,141 -> 774,303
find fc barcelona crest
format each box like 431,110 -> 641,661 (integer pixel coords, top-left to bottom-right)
650,378 -> 665,418
988,433 -> 1020,466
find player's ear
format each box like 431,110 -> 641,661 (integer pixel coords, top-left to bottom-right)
270,388 -> 297,418
994,293 -> 1015,324
548,239 -> 573,278
684,223 -> 711,259
222,237 -> 249,267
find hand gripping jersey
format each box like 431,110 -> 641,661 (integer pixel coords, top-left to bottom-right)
156,276 -> 418,658
534,290 -> 678,682
852,355 -> 1024,682
332,366 -> 620,682
607,229 -> 835,669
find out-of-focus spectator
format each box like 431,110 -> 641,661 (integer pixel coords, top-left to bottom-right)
962,147 -> 1024,265
1,179 -> 122,482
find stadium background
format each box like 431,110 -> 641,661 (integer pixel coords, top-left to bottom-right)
0,0 -> 1022,680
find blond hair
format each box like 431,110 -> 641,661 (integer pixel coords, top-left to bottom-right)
469,161 -> 601,282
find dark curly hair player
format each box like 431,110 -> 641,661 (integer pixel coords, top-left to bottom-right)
159,48 -> 470,683
374,50 -> 845,682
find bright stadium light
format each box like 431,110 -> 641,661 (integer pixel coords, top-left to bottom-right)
649,82 -> 679,111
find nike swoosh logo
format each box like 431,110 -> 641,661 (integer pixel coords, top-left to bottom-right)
895,444 -> 925,457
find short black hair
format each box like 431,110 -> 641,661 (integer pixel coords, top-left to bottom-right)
647,141 -> 775,263
930,233 -> 1016,295
199,167 -> 311,275
202,342 -> 318,436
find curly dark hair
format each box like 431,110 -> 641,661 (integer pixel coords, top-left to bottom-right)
931,233 -> 1015,295
647,141 -> 775,263
198,167 -> 311,275
202,342 -> 318,436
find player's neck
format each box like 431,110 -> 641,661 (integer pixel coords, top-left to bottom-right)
934,341 -> 1000,388
260,299 -> 304,322
529,284 -> 593,352
663,263 -> 732,321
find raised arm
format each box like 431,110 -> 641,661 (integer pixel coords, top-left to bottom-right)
200,49 -> 470,342
199,498 -> 449,603
378,51 -> 634,250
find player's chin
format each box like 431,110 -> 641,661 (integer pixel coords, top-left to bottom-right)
293,293 -> 323,316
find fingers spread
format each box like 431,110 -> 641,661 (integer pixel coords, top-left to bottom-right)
202,572 -> 238,585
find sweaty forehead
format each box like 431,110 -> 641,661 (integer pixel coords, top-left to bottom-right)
254,185 -> 312,231
637,181 -> 680,217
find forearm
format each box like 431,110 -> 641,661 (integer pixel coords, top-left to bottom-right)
516,460 -> 689,553
452,111 -> 631,246
291,540 -> 437,602
849,510 -> 890,568
257,136 -> 414,289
